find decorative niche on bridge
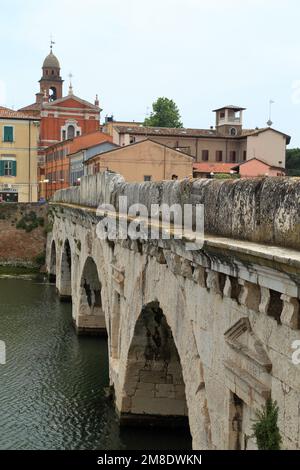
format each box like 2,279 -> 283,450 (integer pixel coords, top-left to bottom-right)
224,318 -> 272,407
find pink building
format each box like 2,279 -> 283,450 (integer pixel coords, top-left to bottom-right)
233,158 -> 286,178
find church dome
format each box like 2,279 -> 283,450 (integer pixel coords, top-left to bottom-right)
43,50 -> 60,69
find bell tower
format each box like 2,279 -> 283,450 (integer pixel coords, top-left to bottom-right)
38,42 -> 63,103
213,105 -> 246,137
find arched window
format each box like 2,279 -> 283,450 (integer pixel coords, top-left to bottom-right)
49,86 -> 57,101
230,127 -> 237,136
67,125 -> 75,139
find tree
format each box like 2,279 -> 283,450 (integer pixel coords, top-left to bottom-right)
252,399 -> 282,450
286,148 -> 300,176
144,97 -> 183,128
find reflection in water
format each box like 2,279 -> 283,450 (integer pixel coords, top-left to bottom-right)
0,277 -> 192,450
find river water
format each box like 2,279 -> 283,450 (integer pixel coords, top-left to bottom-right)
0,276 -> 191,450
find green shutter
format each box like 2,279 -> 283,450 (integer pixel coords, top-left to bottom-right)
0,161 -> 4,176
12,161 -> 17,177
4,126 -> 13,142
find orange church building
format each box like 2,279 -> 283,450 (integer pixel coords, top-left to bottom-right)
19,45 -> 101,197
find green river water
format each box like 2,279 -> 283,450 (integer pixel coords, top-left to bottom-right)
0,276 -> 191,450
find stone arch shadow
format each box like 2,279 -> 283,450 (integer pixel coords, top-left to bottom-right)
49,239 -> 57,284
59,239 -> 72,302
118,300 -> 191,430
76,255 -> 108,336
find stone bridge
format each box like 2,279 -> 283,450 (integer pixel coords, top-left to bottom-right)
47,172 -> 300,450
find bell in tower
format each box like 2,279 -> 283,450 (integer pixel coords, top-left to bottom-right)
39,42 -> 64,102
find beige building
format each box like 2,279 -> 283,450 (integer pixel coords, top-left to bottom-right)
85,139 -> 193,182
0,107 -> 40,202
106,106 -> 290,169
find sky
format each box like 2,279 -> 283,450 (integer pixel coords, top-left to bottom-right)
0,0 -> 300,146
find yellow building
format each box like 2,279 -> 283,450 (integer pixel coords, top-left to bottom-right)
0,107 -> 40,202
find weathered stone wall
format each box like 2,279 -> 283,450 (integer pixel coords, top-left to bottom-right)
48,203 -> 300,450
53,173 -> 300,250
0,203 -> 48,267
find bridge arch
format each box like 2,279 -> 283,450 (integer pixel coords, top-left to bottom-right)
76,256 -> 107,336
49,240 -> 57,284
59,239 -> 72,301
119,301 -> 191,431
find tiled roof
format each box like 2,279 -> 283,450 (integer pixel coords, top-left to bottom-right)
115,125 -> 217,137
69,131 -> 113,154
241,127 -> 291,144
231,157 -> 285,172
213,105 -> 246,112
193,162 -> 237,174
0,106 -> 40,120
18,102 -> 42,112
115,125 -> 291,143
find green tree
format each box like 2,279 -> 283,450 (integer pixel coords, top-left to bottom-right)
144,97 -> 183,128
252,399 -> 282,450
286,148 -> 300,176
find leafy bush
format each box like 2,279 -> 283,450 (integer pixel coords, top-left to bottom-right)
252,399 -> 282,450
16,211 -> 42,232
34,252 -> 46,267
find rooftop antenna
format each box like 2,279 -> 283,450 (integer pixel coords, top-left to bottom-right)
267,99 -> 274,127
50,34 -> 55,51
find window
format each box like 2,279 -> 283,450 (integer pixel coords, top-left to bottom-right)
144,175 -> 152,181
67,125 -> 75,139
130,136 -> 136,144
5,161 -> 12,176
216,150 -> 223,162
3,126 -> 14,142
202,150 -> 209,161
243,150 -> 247,161
62,130 -> 66,141
229,151 -> 237,163
49,86 -> 57,101
0,159 -> 16,176
230,128 -> 237,136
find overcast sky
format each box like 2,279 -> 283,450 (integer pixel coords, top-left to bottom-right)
0,0 -> 299,146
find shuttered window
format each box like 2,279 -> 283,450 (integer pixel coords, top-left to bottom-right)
3,126 -> 14,142
202,150 -> 209,161
0,160 -> 16,176
216,151 -> 223,162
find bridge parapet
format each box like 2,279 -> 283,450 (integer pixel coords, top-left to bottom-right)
53,173 -> 300,251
